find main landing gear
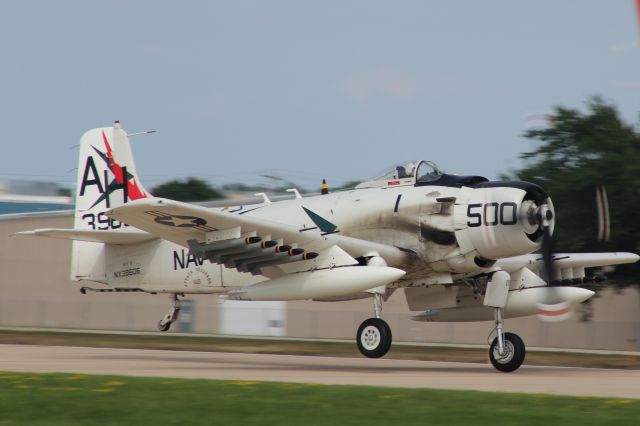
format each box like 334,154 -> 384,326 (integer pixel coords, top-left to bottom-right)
356,293 -> 392,358
157,293 -> 182,332
482,270 -> 526,372
488,308 -> 526,372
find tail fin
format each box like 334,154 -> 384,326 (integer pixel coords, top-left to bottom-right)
72,121 -> 150,282
75,121 -> 149,228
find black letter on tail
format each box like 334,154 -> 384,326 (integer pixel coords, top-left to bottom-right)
80,157 -> 104,196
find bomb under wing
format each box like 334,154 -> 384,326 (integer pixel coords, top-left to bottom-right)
222,266 -> 405,301
412,286 -> 594,322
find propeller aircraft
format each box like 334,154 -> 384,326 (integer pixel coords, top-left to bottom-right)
18,122 -> 639,372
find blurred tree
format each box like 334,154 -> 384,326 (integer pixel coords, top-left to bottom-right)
57,187 -> 72,197
334,180 -> 362,191
152,178 -> 224,202
222,182 -> 309,194
506,97 -> 640,280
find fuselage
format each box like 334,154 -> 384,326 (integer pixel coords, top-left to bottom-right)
106,174 -> 551,294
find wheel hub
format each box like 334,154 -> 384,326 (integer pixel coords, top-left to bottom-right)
492,340 -> 515,364
360,325 -> 381,350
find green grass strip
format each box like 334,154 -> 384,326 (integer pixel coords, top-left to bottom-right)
1,371 -> 639,425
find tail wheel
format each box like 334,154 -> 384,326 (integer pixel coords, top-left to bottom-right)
489,332 -> 526,372
357,318 -> 392,358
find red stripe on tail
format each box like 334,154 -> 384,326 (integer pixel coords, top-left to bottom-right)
101,131 -> 147,201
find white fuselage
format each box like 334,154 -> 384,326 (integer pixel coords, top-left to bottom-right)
105,181 -> 541,294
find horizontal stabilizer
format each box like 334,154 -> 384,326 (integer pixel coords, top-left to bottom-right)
15,228 -> 156,245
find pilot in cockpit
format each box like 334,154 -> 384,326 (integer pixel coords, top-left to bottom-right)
396,162 -> 416,179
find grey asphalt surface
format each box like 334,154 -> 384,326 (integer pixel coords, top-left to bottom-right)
1,344 -> 638,398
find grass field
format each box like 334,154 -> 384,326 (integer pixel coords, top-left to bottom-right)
0,372 -> 639,426
1,329 -> 639,369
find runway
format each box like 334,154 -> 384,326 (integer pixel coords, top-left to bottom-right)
1,344 -> 638,398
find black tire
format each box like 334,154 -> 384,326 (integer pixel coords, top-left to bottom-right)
489,332 -> 526,372
157,321 -> 171,332
356,318 -> 392,358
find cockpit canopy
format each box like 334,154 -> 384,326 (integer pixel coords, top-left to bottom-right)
356,160 -> 445,189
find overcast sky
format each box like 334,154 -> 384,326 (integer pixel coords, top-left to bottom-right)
0,1 -> 638,192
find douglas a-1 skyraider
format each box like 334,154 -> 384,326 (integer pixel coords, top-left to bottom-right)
19,122 -> 638,372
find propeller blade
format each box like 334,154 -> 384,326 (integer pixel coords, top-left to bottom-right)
536,229 -> 573,321
533,186 -> 608,322
536,300 -> 573,322
535,202 -> 573,320
596,185 -> 610,242
541,225 -> 554,284
536,201 -> 555,285
636,0 -> 640,39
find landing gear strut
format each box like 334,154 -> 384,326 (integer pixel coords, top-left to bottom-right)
488,308 -> 526,372
158,293 -> 182,332
356,293 -> 392,358
483,271 -> 526,372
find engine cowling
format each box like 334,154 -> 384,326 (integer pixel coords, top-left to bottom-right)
450,181 -> 554,269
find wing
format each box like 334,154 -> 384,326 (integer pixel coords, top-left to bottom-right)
107,197 -> 412,275
496,252 -> 639,281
